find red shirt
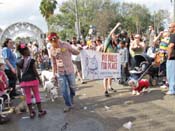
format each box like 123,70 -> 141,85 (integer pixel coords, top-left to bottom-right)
0,70 -> 8,93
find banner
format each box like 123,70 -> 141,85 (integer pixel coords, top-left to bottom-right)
80,50 -> 121,80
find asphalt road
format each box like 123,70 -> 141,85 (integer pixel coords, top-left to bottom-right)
0,79 -> 175,131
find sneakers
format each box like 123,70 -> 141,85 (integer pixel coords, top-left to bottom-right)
29,110 -> 47,118
81,81 -> 86,84
165,91 -> 175,95
30,111 -> 36,119
160,84 -> 168,89
108,88 -> 117,92
38,110 -> 47,117
104,91 -> 110,97
63,106 -> 73,113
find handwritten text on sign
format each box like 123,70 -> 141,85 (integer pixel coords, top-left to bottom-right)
80,50 -> 121,80
101,54 -> 117,70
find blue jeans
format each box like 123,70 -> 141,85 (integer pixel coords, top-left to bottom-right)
166,60 -> 175,94
57,73 -> 76,107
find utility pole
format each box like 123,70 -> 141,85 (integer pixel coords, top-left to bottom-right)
171,0 -> 175,22
173,0 -> 175,22
75,0 -> 81,40
153,11 -> 156,31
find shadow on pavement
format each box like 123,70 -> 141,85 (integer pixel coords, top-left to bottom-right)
76,90 -> 165,110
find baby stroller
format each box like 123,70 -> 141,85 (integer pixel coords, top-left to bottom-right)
0,91 -> 12,124
0,91 -> 13,114
129,54 -> 159,85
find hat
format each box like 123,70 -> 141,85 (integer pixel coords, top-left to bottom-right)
0,57 -> 5,64
47,32 -> 58,41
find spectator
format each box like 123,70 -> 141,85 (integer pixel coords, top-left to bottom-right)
148,25 -> 156,47
165,23 -> 175,95
71,37 -> 85,84
2,38 -> 19,98
119,41 -> 129,84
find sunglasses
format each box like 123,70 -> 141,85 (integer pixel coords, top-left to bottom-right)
50,36 -> 58,41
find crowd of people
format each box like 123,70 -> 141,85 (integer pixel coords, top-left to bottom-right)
0,22 -> 175,125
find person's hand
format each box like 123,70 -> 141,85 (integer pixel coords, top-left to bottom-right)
78,46 -> 83,50
11,67 -> 16,74
159,31 -> 164,36
39,79 -> 43,87
116,22 -> 121,27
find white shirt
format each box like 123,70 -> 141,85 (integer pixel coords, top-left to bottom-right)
147,47 -> 156,58
71,44 -> 81,61
47,42 -> 52,58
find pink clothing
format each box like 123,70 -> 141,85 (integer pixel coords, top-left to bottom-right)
20,80 -> 39,88
20,80 -> 40,104
0,70 -> 8,96
50,41 -> 80,75
23,86 -> 41,104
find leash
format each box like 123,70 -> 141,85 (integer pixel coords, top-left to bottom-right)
138,64 -> 153,81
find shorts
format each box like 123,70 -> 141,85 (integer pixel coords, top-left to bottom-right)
72,61 -> 82,73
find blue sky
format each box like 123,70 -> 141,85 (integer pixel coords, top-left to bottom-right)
0,0 -> 173,33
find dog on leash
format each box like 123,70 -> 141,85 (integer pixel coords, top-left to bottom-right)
41,70 -> 54,86
128,79 -> 150,95
41,70 -> 59,102
44,77 -> 59,102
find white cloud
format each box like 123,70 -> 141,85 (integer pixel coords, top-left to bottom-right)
0,0 -> 48,32
0,0 -> 173,33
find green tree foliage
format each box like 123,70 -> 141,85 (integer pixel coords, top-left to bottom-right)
153,9 -> 169,33
41,0 -> 170,40
40,0 -> 57,29
119,3 -> 151,34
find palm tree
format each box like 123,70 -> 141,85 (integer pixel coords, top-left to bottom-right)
39,0 -> 57,23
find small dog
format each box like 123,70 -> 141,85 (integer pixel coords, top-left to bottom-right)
14,96 -> 29,114
44,77 -> 59,102
128,79 -> 150,95
41,70 -> 54,86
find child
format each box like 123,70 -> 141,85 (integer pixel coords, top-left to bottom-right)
42,50 -> 50,70
0,57 -> 10,124
17,43 -> 46,119
119,40 -> 129,84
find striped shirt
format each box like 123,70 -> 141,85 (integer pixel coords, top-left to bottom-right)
50,41 -> 80,75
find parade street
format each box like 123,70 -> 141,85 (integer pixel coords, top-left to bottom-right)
0,80 -> 175,131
